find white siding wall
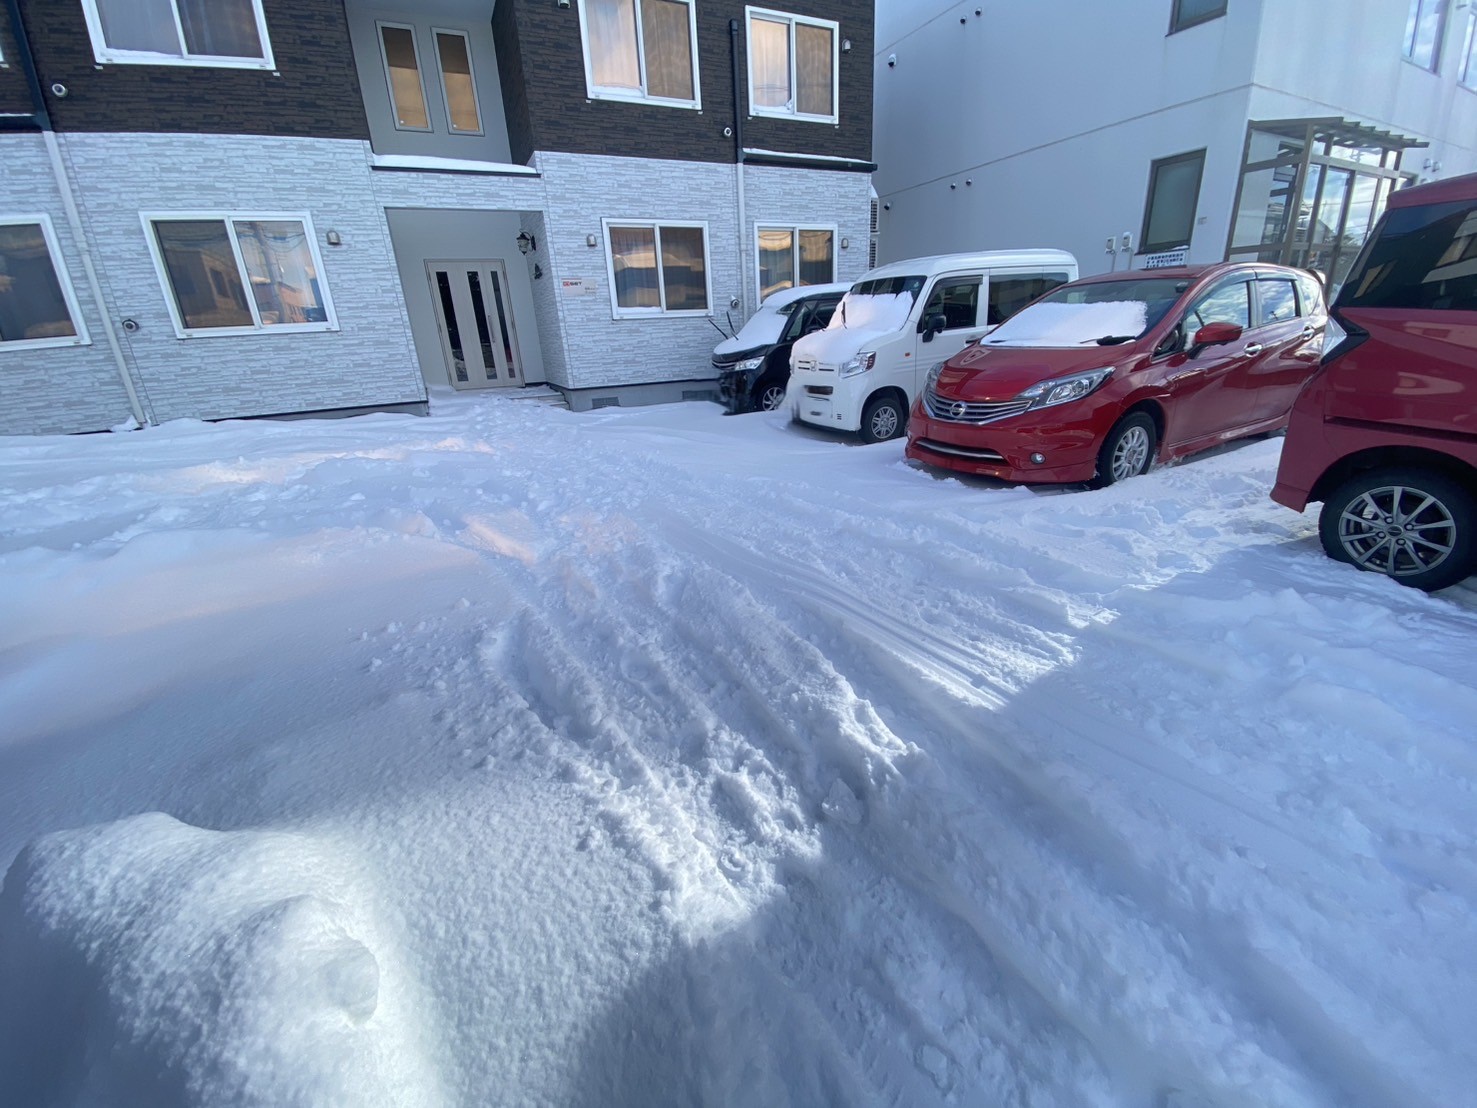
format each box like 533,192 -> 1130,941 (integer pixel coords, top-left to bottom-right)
742,163 -> 875,303
0,134 -> 139,435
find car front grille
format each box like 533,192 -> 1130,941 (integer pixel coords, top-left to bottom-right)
923,386 -> 1030,424
794,357 -> 833,373
914,439 -> 1008,464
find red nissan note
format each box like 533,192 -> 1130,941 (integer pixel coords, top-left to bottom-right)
1272,172 -> 1477,592
906,263 -> 1327,486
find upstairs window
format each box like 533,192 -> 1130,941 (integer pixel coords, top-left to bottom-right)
1169,0 -> 1227,34
434,30 -> 483,135
579,0 -> 699,108
1460,10 -> 1477,89
1403,0 -> 1448,71
0,216 -> 89,351
1141,149 -> 1205,254
748,8 -> 838,122
378,23 -> 431,131
82,0 -> 274,70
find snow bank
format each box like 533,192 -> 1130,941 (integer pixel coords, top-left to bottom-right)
0,813 -> 439,1107
985,300 -> 1150,346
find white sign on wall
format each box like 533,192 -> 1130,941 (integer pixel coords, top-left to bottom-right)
1140,246 -> 1189,269
559,278 -> 593,296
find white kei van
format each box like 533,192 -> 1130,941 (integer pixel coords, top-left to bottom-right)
788,250 -> 1079,441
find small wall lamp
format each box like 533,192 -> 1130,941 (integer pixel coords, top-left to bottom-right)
517,230 -> 537,255
840,237 -> 850,249
586,233 -> 598,247
325,229 -> 342,247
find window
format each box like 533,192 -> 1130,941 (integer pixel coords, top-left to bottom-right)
1342,202 -> 1477,312
1404,0 -> 1448,70
0,216 -> 89,350
747,7 -> 838,122
986,271 -> 1073,325
579,0 -> 699,108
1141,149 -> 1206,254
1169,0 -> 1227,33
1256,278 -> 1299,325
81,0 -> 273,69
144,214 -> 337,337
434,29 -> 483,135
603,220 -> 710,316
1187,280 -> 1250,331
920,278 -> 982,332
379,23 -> 430,131
1461,11 -> 1477,88
756,226 -> 835,301
781,296 -> 840,341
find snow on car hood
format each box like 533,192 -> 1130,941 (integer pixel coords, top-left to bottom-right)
982,300 -> 1149,348
713,283 -> 850,358
792,292 -> 914,364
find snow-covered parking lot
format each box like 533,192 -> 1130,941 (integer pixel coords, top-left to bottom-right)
1,393 -> 1473,1108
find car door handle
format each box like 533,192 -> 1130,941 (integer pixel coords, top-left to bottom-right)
1300,326 -> 1316,339
1242,343 -> 1264,356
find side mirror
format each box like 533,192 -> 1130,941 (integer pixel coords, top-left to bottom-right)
1188,320 -> 1243,356
921,312 -> 948,342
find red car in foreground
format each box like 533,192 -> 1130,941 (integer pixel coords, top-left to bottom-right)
906,262 -> 1327,486
1272,172 -> 1477,592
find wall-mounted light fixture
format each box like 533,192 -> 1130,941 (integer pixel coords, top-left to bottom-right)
325,229 -> 343,247
517,230 -> 537,255
841,38 -> 851,52
840,237 -> 850,249
586,233 -> 598,247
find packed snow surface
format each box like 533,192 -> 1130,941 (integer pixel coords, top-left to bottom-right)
1,393 -> 1474,1108
986,300 -> 1152,346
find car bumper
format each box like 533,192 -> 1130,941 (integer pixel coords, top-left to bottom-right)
905,405 -> 1103,484
790,369 -> 860,431
715,367 -> 754,413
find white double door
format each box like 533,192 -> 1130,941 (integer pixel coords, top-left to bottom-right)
427,259 -> 523,389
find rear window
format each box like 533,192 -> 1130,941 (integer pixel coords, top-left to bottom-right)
1340,201 -> 1477,312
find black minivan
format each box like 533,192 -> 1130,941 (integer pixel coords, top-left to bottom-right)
713,283 -> 848,413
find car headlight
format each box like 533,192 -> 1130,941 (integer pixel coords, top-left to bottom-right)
737,356 -> 764,372
1018,367 -> 1114,410
840,351 -> 877,378
925,361 -> 946,392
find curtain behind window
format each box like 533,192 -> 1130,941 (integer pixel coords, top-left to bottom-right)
758,229 -> 794,299
610,226 -> 660,309
750,16 -> 790,109
234,221 -> 326,325
589,0 -> 641,89
641,0 -> 694,100
96,0 -> 179,54
795,23 -> 833,116
177,0 -> 264,58
0,225 -> 76,343
660,226 -> 707,311
154,221 -> 253,330
798,229 -> 833,286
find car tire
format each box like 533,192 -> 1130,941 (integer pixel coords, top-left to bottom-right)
1318,467 -> 1476,592
860,394 -> 906,443
754,380 -> 788,412
1094,412 -> 1157,486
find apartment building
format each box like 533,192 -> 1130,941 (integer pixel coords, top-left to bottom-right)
0,0 -> 874,434
872,0 -> 1477,287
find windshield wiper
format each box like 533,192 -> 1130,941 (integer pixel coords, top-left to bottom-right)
1089,334 -> 1136,346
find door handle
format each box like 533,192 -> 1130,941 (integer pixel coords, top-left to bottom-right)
1300,326 -> 1316,338
1242,343 -> 1264,356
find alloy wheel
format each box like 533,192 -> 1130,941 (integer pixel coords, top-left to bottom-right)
870,405 -> 900,440
1110,425 -> 1151,482
1337,484 -> 1457,578
759,384 -> 787,411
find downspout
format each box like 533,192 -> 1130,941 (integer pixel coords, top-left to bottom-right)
729,18 -> 748,322
3,0 -> 149,427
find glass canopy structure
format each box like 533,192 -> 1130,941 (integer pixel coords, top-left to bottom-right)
1225,117 -> 1426,289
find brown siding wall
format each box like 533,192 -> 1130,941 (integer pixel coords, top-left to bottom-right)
504,0 -> 872,167
13,0 -> 368,139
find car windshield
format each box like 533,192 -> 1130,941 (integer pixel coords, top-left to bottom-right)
983,277 -> 1187,347
831,275 -> 927,331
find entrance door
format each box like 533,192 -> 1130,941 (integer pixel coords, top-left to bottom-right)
426,259 -> 523,389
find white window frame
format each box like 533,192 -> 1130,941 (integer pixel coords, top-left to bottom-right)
601,217 -> 713,319
1403,0 -> 1449,71
0,214 -> 90,351
80,0 -> 275,70
753,223 -> 837,303
141,211 -> 339,339
431,27 -> 485,136
1461,10 -> 1477,90
377,21 -> 433,133
576,0 -> 702,111
745,6 -> 839,125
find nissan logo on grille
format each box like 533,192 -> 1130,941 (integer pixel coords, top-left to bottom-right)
949,401 -> 967,419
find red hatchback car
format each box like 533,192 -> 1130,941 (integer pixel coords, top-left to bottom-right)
906,262 -> 1327,485
1273,172 -> 1477,592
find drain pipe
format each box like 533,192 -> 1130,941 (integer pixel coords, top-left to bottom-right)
729,18 -> 749,322
3,0 -> 149,427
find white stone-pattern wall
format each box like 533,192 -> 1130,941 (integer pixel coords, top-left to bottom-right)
0,134 -> 140,436
518,211 -> 570,389
56,133 -> 425,424
741,164 -> 875,304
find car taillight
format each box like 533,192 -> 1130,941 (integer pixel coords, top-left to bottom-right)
1320,311 -> 1367,366
1321,318 -> 1347,359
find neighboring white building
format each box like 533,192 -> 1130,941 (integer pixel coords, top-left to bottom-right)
872,0 -> 1477,288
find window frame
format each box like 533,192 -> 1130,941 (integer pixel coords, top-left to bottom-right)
0,214 -> 91,352
1140,148 -> 1207,255
1403,0 -> 1449,72
1460,10 -> 1477,89
601,217 -> 713,319
745,6 -> 840,125
377,21 -> 433,133
577,0 -> 702,111
80,0 -> 275,71
141,211 -> 339,339
431,27 -> 485,137
753,223 -> 838,304
1168,0 -> 1228,35
1253,275 -> 1301,327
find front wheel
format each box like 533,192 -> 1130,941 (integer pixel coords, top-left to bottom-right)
1318,467 -> 1476,591
1094,412 -> 1157,486
754,380 -> 788,412
860,394 -> 907,443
